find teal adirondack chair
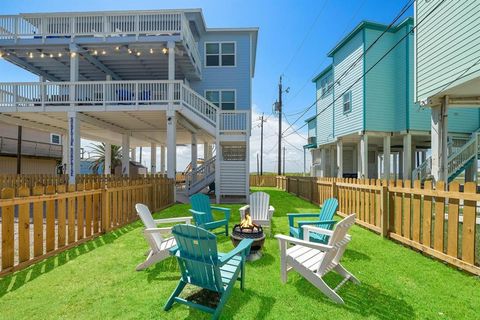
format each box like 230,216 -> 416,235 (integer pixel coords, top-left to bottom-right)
190,193 -> 230,236
164,224 -> 253,320
287,198 -> 338,243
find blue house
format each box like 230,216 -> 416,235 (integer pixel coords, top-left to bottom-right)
0,9 -> 258,201
306,18 -> 479,181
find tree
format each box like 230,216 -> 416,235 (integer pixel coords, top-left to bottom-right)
88,143 -> 122,174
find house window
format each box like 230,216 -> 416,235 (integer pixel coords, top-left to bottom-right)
320,75 -> 333,97
50,133 -> 61,145
343,91 -> 352,113
205,42 -> 236,67
205,90 -> 236,110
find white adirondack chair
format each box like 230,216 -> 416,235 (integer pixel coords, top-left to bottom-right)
275,214 -> 359,304
239,191 -> 275,229
135,203 -> 192,271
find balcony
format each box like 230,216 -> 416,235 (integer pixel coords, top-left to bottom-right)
0,11 -> 201,79
0,136 -> 62,158
0,80 -> 249,136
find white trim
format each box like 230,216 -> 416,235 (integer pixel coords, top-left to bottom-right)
50,133 -> 61,145
204,41 -> 237,68
204,89 -> 237,110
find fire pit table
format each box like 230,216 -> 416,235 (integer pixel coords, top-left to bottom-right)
230,212 -> 266,261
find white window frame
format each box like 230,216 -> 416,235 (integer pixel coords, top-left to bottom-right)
50,133 -> 61,145
204,89 -> 237,110
343,91 -> 352,114
204,41 -> 237,68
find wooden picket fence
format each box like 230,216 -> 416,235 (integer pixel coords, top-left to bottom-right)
0,174 -> 68,191
249,175 -> 277,187
277,176 -> 480,276
0,174 -> 174,276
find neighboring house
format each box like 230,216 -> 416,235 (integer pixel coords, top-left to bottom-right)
0,121 -> 62,174
0,9 -> 258,201
305,18 -> 479,181
415,1 -> 480,182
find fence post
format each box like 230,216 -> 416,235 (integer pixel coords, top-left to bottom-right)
101,185 -> 110,233
331,180 -> 337,199
381,185 -> 389,237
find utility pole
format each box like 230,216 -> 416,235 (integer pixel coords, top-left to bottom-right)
259,113 -> 266,175
277,76 -> 283,175
283,147 -> 286,175
16,126 -> 22,174
256,153 -> 259,176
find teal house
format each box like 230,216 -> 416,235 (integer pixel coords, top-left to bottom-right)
306,18 -> 479,180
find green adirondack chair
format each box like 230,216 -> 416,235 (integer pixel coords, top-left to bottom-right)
190,193 -> 230,236
165,224 -> 253,320
287,198 -> 338,243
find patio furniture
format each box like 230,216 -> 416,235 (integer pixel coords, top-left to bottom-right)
189,193 -> 230,236
239,191 -> 275,230
275,214 -> 359,304
287,198 -> 338,243
134,203 -> 192,271
165,224 -> 253,320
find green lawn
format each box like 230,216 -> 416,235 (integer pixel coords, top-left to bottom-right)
1,187 -> 479,319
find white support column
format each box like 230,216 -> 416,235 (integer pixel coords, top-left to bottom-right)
191,133 -> 197,170
431,98 -> 449,182
403,133 -> 412,180
329,146 -> 336,177
168,40 -> 175,82
67,112 -> 80,184
203,142 -> 209,160
122,134 -> 130,176
383,135 -> 391,180
104,142 -> 111,175
357,143 -> 362,178
320,148 -> 326,177
150,143 -> 157,173
131,148 -> 136,162
166,110 -> 177,179
393,152 -> 398,180
336,139 -> 343,178
360,134 -> 368,178
160,145 -> 166,174
62,134 -> 69,175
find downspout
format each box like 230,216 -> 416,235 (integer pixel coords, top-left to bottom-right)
362,28 -> 366,131
406,25 -> 410,130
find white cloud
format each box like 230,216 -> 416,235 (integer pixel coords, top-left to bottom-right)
81,106 -> 311,174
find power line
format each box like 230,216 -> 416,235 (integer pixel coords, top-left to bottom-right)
282,0 -> 330,75
284,0 -> 446,139
281,0 -> 415,137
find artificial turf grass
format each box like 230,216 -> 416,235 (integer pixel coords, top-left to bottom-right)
0,187 -> 478,319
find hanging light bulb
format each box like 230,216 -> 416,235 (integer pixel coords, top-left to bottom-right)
40,52 -> 45,58
128,48 -> 132,54
49,53 -> 54,58
101,50 -> 106,55
149,48 -> 154,54
0,51 -> 3,58
115,46 -> 120,51
136,51 -> 141,56
28,52 -> 34,59
58,52 -> 63,58
93,50 -> 98,55
70,52 -> 77,58
162,47 -> 168,55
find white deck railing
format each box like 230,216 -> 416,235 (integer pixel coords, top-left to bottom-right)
0,80 -> 249,133
0,11 -> 201,75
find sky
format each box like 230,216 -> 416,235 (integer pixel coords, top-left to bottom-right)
0,0 -> 413,173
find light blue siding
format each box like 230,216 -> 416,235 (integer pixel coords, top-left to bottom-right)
190,31 -> 252,110
315,69 -> 334,145
332,31 -> 364,137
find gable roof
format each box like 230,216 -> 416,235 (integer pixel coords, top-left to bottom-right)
327,17 -> 413,57
312,64 -> 333,83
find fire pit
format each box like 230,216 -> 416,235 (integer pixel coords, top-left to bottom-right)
230,212 -> 266,261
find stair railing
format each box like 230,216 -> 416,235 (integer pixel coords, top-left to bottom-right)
185,156 -> 216,194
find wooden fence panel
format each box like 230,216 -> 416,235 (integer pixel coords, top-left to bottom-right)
1,188 -> 15,270
18,186 -> 30,263
57,185 -> 67,248
433,181 -> 445,252
462,182 -> 476,264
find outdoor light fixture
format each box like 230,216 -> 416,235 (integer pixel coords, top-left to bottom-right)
71,52 -> 77,58
162,47 -> 168,55
49,53 -> 54,58
28,52 -> 34,59
40,53 -> 45,58
136,51 -> 141,56
149,48 -> 154,54
58,53 -> 62,57
115,46 -> 120,51
128,48 -> 132,54
102,50 -> 106,55
93,50 -> 98,55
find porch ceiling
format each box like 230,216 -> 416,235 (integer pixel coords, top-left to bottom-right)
0,42 -> 198,81
0,111 -> 213,147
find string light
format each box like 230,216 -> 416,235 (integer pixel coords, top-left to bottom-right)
58,53 -> 62,58
93,50 -> 98,55
128,48 -> 132,54
101,50 -> 106,55
28,52 -> 34,59
136,51 -> 141,56
115,46 -> 120,51
162,47 -> 168,55
49,53 -> 54,58
70,52 -> 77,58
40,53 -> 45,58
149,48 -> 154,54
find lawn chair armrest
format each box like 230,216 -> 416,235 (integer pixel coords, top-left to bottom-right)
275,234 -> 333,252
154,217 -> 192,225
169,245 -> 178,255
297,219 -> 336,229
211,206 -> 231,220
302,225 -> 335,241
144,227 -> 172,235
268,206 -> 275,219
287,213 -> 319,227
218,239 -> 254,266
